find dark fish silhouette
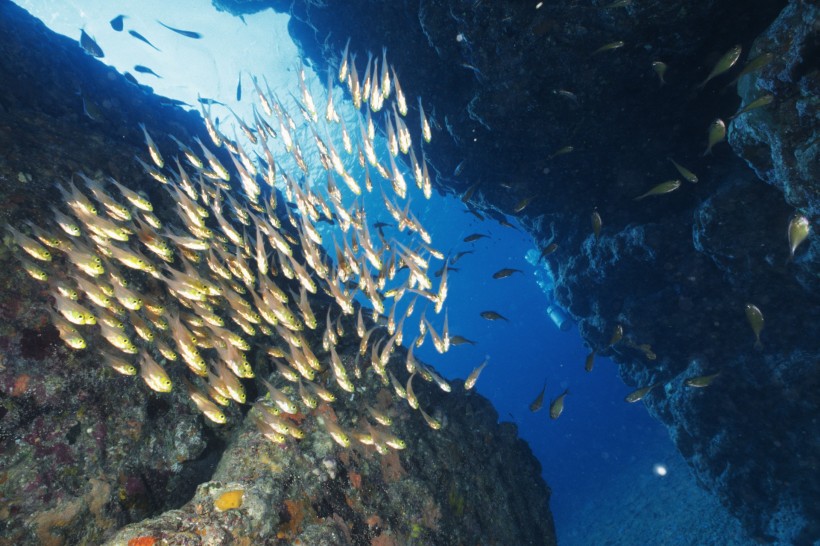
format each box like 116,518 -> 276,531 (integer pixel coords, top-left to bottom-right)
134,65 -> 162,78
450,335 -> 476,346
450,250 -> 473,264
492,268 -> 523,279
529,381 -> 547,412
79,29 -> 104,58
463,233 -> 490,243
123,72 -> 139,85
109,15 -> 126,32
129,30 -> 161,51
498,218 -> 518,230
160,98 -> 192,107
538,243 -> 558,262
157,20 -> 203,39
236,72 -> 242,101
197,97 -> 226,106
465,208 -> 484,221
435,266 -> 458,278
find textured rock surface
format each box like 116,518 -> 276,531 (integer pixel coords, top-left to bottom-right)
209,0 -> 818,543
0,4 -> 230,544
104,369 -> 554,546
0,3 -> 556,545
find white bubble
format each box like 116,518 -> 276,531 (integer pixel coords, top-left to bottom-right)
653,464 -> 668,476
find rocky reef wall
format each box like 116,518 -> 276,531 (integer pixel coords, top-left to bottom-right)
0,2 -> 556,545
210,0 -> 819,543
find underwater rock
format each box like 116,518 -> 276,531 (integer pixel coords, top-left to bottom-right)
727,0 -> 820,296
0,4 -> 232,544
105,351 -> 556,545
0,2 -> 556,545
729,0 -> 819,219
206,0 -> 817,543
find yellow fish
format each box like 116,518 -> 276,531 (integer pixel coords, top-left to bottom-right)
50,311 -> 87,349
529,380 -> 547,412
634,180 -> 681,200
184,379 -> 226,424
591,210 -> 602,242
464,356 -> 490,390
787,214 -> 809,262
7,226 -> 52,262
139,123 -> 164,168
724,52 -> 775,89
102,352 -> 137,376
20,259 -> 48,281
696,44 -> 742,89
744,303 -> 764,349
514,196 -> 535,213
651,61 -> 667,86
685,372 -> 721,388
54,293 -> 96,325
609,324 -> 623,346
729,94 -> 774,120
140,353 -> 173,392
584,350 -> 596,372
703,119 -> 726,156
548,145 -> 574,160
549,389 -> 569,419
625,383 -> 658,403
668,158 -> 698,183
592,41 -> 625,55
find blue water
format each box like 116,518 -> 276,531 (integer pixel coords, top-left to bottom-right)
14,0 -> 694,540
407,196 -> 675,531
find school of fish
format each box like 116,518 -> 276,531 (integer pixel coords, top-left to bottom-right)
36,12 -> 820,428
9,43 -> 460,452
